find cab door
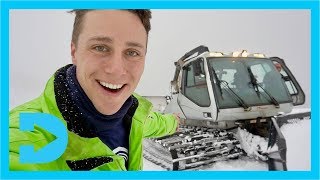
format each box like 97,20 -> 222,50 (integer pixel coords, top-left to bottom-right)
179,58 -> 217,121
270,57 -> 305,105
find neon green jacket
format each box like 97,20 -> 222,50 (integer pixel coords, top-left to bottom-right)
9,67 -> 178,171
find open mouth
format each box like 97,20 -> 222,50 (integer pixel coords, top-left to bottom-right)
98,81 -> 125,94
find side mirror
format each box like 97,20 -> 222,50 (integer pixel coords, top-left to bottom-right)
170,81 -> 179,94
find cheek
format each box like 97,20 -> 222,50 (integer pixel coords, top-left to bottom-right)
130,62 -> 145,80
76,53 -> 101,71
76,60 -> 99,83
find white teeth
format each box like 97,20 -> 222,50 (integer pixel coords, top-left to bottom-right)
99,81 -> 124,90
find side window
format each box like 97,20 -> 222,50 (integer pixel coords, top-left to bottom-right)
270,58 -> 305,105
285,81 -> 298,94
183,59 -> 210,107
186,65 -> 195,86
271,61 -> 298,95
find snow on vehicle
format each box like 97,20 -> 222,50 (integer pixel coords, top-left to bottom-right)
143,45 -> 309,171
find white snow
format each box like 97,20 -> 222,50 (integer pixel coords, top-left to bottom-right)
203,156 -> 268,170
143,158 -> 167,171
236,128 -> 271,161
281,119 -> 310,170
143,116 -> 311,171
288,107 -> 311,114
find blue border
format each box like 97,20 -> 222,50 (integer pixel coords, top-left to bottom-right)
0,0 -> 317,9
1,0 -> 319,180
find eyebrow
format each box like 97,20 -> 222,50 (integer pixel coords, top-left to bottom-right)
87,36 -> 145,49
126,41 -> 145,49
88,36 -> 113,43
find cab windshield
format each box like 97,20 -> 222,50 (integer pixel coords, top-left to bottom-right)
207,57 -> 292,109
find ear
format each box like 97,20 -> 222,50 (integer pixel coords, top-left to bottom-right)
71,42 -> 77,65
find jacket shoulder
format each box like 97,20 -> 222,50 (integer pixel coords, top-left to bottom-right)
131,93 -> 153,123
10,96 -> 43,126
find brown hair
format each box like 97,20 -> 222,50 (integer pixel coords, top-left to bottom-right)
69,9 -> 152,45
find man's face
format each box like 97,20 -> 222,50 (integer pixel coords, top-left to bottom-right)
71,10 -> 147,115
274,63 -> 282,72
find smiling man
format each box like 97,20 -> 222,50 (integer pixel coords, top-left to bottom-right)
9,10 -> 179,171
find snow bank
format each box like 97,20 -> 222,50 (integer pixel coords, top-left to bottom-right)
281,119 -> 310,170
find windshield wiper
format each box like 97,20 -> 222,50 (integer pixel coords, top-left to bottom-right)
210,67 -> 223,96
257,84 -> 280,108
247,67 -> 280,108
247,67 -> 260,97
220,80 -> 251,111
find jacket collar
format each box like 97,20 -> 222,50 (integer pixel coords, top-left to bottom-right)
53,64 -> 138,138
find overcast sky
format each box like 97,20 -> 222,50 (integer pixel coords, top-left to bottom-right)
10,10 -> 310,109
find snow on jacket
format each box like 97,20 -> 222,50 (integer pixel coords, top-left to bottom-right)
9,65 -> 178,171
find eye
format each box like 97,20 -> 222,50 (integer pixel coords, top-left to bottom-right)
93,45 -> 109,52
125,50 -> 140,57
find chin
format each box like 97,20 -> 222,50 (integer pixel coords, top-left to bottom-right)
94,97 -> 129,115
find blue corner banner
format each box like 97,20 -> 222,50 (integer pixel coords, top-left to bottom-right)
19,113 -> 68,164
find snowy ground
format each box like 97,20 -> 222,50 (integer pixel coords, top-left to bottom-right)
143,117 -> 311,171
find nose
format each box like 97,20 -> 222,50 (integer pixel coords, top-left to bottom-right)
103,52 -> 127,75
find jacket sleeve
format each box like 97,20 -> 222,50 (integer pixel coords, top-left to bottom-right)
143,111 -> 178,138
